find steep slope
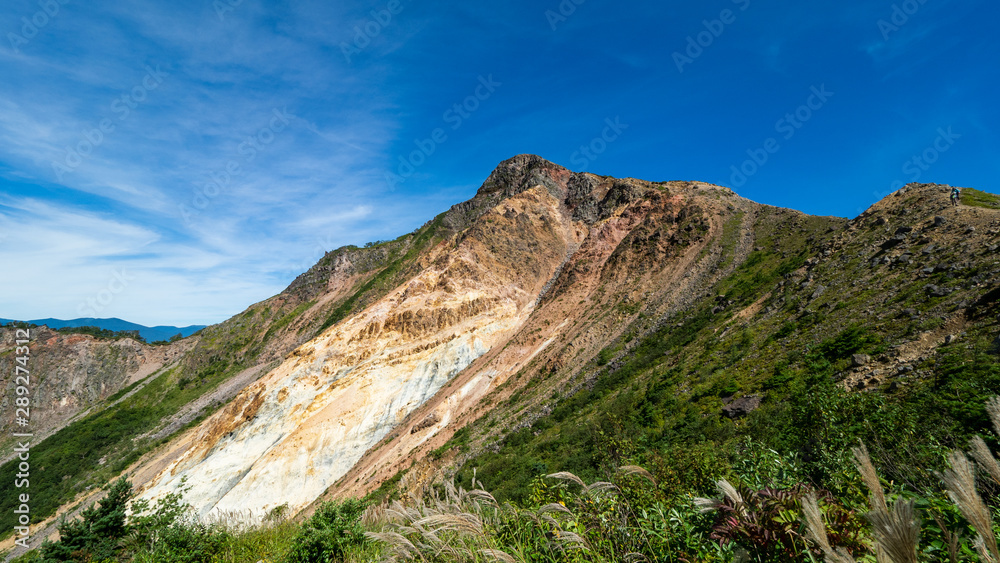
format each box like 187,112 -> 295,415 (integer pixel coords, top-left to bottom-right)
136,155 -> 821,519
4,156 -> 997,551
309,171 -> 837,505
0,327 -> 195,462
419,183 -> 1000,502
0,199 -> 461,543
137,159 -> 585,517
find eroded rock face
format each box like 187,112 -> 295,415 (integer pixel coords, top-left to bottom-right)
136,156 -> 762,520
0,328 -> 194,460
139,183 -> 578,518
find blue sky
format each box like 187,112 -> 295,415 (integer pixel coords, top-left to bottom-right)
0,0 -> 996,326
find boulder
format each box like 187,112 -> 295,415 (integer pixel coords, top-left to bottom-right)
881,235 -> 907,249
410,412 -> 441,434
925,284 -> 951,298
852,354 -> 871,367
722,395 -> 761,419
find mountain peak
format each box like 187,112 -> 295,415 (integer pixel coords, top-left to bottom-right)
477,154 -> 570,200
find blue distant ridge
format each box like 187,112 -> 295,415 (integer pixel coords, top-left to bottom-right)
0,317 -> 206,342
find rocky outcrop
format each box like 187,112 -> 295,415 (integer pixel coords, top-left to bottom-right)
136,158 -> 746,519
722,395 -> 762,419
25,156 -> 998,535
138,180 -> 580,518
0,327 -> 194,461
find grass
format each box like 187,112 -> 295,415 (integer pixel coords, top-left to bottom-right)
451,197 -> 1000,513
0,358 -> 249,535
318,213 -> 447,332
260,299 -> 315,343
961,188 -> 1000,210
14,402 -> 1000,563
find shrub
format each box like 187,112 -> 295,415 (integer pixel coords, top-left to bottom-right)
696,480 -> 866,562
286,499 -> 368,563
39,477 -> 133,562
132,523 -> 229,563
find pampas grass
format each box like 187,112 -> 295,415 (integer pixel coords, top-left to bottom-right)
943,451 -> 1000,563
364,467 -> 666,563
850,443 -> 921,563
852,443 -> 887,515
802,493 -> 856,563
367,477 -> 514,563
866,499 -> 920,563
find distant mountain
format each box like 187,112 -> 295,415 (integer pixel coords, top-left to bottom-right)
0,317 -> 205,342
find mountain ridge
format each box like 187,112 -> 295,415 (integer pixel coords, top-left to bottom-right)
1,155 -> 998,552
0,318 -> 206,343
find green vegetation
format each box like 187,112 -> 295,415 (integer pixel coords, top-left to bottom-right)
452,201 -> 1000,527
12,403 -> 1000,562
261,300 -> 315,343
10,477 -> 370,563
961,188 -> 1000,209
55,326 -> 146,342
37,477 -> 134,562
0,361 -> 248,533
319,213 -> 447,332
285,499 -> 368,563
151,333 -> 185,345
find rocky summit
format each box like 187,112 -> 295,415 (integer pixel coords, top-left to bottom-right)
2,155 -> 999,551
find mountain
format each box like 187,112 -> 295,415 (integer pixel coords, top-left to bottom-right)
0,318 -> 206,342
1,155 -> 998,551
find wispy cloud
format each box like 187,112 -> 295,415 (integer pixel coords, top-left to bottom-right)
0,0 -> 443,325
0,0 -> 996,325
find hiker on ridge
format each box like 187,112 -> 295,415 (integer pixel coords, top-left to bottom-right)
951,187 -> 961,207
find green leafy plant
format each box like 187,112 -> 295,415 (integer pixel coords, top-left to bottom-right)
39,477 -> 133,562
696,480 -> 866,562
286,499 -> 369,563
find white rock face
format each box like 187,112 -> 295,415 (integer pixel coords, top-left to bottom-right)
140,257 -> 531,520
139,185 -> 574,520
